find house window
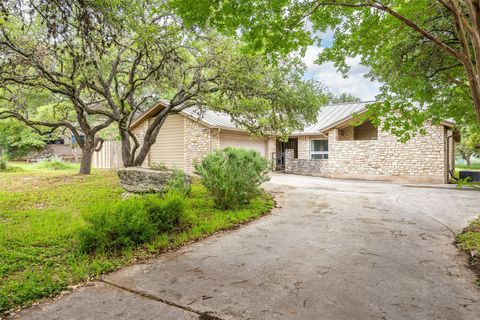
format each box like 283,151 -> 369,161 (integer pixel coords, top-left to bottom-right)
310,139 -> 328,159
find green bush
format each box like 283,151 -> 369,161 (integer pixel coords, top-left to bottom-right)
150,162 -> 169,171
0,156 -> 7,171
195,147 -> 270,209
78,197 -> 156,253
37,157 -> 73,170
144,192 -> 189,233
78,193 -> 188,253
164,170 -> 191,196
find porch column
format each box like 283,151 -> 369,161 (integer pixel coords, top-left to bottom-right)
284,149 -> 295,173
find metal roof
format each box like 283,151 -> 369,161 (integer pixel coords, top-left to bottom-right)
135,100 -> 455,133
180,101 -> 375,134
180,107 -> 239,130
131,100 -> 375,133
298,101 -> 373,135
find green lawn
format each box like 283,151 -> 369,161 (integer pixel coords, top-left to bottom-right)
0,162 -> 273,314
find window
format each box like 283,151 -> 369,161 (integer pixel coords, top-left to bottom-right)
310,139 -> 328,159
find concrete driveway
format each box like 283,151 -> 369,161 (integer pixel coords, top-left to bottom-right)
16,174 -> 480,320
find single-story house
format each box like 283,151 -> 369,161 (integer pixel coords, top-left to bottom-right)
131,100 -> 456,184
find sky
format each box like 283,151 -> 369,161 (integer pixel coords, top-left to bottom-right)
302,32 -> 381,102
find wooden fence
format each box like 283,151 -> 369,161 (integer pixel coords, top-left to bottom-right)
92,141 -> 124,169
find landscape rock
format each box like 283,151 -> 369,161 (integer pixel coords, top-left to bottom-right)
117,167 -> 188,193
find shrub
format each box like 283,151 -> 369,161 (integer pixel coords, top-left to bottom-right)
150,162 -> 169,171
37,157 -> 73,170
164,170 -> 191,196
0,156 -> 7,171
195,147 -> 270,209
78,197 -> 156,253
78,193 -> 188,253
144,192 -> 189,233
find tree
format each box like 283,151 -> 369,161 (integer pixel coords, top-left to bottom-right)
328,92 -> 360,104
173,0 -> 480,130
1,0 -> 325,172
0,118 -> 45,159
456,126 -> 480,166
0,3 -> 114,174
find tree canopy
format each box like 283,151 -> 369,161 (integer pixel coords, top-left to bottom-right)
173,0 -> 480,135
0,0 -> 325,173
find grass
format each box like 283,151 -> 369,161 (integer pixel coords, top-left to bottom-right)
456,218 -> 480,287
0,163 -> 273,314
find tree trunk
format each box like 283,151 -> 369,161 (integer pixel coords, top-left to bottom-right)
78,137 -> 97,175
79,147 -> 94,174
119,130 -> 135,167
466,155 -> 471,167
132,141 -> 152,167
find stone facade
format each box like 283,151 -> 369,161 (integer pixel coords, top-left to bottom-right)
184,117 -> 221,174
285,122 -> 452,183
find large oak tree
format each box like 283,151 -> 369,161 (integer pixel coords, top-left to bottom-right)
1,0 -> 325,173
173,0 -> 480,133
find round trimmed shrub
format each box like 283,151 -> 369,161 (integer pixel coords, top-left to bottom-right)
195,147 -> 270,209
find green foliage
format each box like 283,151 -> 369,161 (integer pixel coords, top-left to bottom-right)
195,147 -> 270,209
164,170 -> 192,196
78,197 -> 157,253
328,92 -> 360,104
0,119 -> 45,159
173,0 -> 480,134
0,164 -> 272,312
37,157 -> 74,171
0,157 -> 6,171
78,191 -> 189,253
144,192 -> 189,233
150,162 -> 169,171
456,217 -> 480,285
456,126 -> 480,166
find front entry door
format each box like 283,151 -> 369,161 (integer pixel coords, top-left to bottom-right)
277,138 -> 298,170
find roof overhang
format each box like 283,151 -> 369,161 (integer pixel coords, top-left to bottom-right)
130,100 -> 168,129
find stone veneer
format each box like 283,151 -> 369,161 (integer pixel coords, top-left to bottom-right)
184,117 -> 221,174
285,122 -> 452,183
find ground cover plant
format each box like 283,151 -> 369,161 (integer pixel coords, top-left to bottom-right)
456,218 -> 480,286
0,162 -> 273,314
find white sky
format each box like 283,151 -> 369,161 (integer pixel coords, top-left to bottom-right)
302,34 -> 381,101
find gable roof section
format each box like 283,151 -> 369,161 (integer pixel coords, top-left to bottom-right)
131,100 -> 454,134
130,100 -> 239,130
297,101 -> 373,135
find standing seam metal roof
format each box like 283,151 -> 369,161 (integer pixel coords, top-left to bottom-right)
133,100 -> 375,134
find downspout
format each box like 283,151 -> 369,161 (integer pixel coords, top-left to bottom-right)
447,135 -> 458,181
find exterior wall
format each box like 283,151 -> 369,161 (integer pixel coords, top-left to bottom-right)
135,114 -> 273,174
184,117 -> 220,174
149,114 -> 186,170
338,126 -> 354,141
285,122 -> 448,183
220,131 -> 268,156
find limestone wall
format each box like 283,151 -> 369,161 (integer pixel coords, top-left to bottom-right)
285,122 -> 449,183
184,118 -> 220,174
